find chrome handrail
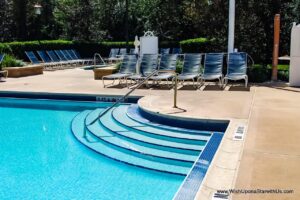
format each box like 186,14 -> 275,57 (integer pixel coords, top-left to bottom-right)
94,53 -> 106,66
87,70 -> 160,126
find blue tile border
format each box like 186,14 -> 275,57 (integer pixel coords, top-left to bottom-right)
0,91 -> 141,103
173,133 -> 224,200
139,106 -> 229,132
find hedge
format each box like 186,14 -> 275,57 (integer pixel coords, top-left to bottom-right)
0,43 -> 12,54
180,38 -> 218,53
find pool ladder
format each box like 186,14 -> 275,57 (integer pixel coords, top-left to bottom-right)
93,53 -> 106,66
87,70 -> 159,126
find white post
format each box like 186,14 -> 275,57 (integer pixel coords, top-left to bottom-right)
228,0 -> 235,53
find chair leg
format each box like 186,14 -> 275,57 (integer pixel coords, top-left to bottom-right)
224,78 -> 228,89
102,77 -> 106,88
245,76 -> 248,88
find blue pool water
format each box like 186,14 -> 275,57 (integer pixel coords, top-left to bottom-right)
0,99 -> 184,200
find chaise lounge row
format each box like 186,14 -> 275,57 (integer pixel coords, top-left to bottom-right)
102,52 -> 253,88
25,49 -> 93,70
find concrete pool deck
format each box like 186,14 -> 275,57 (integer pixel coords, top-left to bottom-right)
0,69 -> 299,200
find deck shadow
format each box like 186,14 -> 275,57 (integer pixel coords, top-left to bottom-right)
228,85 -> 251,91
178,85 -> 198,91
202,85 -> 224,91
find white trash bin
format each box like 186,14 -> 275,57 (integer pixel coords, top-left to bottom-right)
290,23 -> 300,86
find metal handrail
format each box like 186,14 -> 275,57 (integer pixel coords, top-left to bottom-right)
87,70 -> 160,126
94,53 -> 106,66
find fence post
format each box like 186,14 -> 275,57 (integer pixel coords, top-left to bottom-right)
272,14 -> 280,81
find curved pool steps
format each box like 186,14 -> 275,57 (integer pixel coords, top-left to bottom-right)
100,109 -> 204,152
86,110 -> 198,164
71,110 -> 190,176
126,104 -> 211,135
113,105 -> 211,142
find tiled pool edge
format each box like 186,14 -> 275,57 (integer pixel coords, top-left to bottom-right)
173,133 -> 224,200
195,119 -> 248,200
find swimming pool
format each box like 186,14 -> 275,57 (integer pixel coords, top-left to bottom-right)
0,97 -> 226,200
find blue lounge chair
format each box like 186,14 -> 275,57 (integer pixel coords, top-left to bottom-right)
198,53 -> 224,87
0,54 -> 5,64
61,50 -> 81,65
0,54 -> 8,79
107,48 -> 120,63
102,55 -> 138,87
224,52 -> 249,88
25,51 -> 41,65
160,48 -> 170,54
46,50 -> 69,68
37,50 -> 60,70
54,50 -> 75,66
174,54 -> 202,88
118,48 -> 127,57
172,48 -> 182,54
129,48 -> 136,54
150,54 -> 178,87
128,54 -> 158,86
70,49 -> 93,64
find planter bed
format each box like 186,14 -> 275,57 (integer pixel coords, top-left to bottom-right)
5,65 -> 43,78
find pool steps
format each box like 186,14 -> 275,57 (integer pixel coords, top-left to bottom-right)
71,104 -> 213,176
72,111 -> 190,175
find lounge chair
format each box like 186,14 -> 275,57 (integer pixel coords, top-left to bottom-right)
128,54 -> 158,86
0,54 -> 8,80
172,48 -> 182,54
46,50 -> 69,69
54,50 -> 76,67
174,53 -> 202,88
150,54 -> 178,87
107,48 -> 121,63
129,48 -> 136,54
224,52 -> 249,88
37,50 -> 60,70
70,49 -> 93,64
102,54 -> 137,87
198,53 -> 224,87
160,48 -> 170,55
118,48 -> 127,58
61,50 -> 82,66
25,51 -> 42,65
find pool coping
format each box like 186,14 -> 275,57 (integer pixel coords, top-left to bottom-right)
0,91 -> 142,103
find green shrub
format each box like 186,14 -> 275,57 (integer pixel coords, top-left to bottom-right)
247,65 -> 271,83
180,38 -> 217,53
0,43 -> 12,54
5,40 -> 73,59
0,54 -> 25,69
160,41 -> 179,48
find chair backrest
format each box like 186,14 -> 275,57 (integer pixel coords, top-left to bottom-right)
204,53 -> 224,75
25,51 -> 40,64
227,52 -> 247,75
129,48 -> 135,54
0,54 -> 4,64
71,49 -> 81,59
54,50 -> 68,61
140,54 -> 158,76
47,50 -> 60,62
119,48 -> 127,56
62,50 -> 73,60
159,54 -> 178,71
67,50 -> 78,60
182,54 -> 201,74
119,55 -> 137,74
37,51 -> 52,63
109,48 -> 119,58
160,48 -> 170,55
172,48 -> 181,54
